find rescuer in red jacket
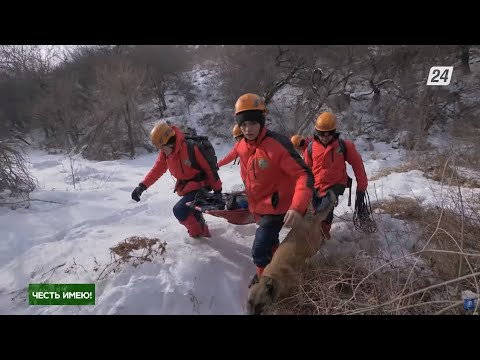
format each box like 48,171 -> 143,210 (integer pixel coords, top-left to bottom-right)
131,123 -> 223,238
304,111 -> 368,240
234,93 -> 314,287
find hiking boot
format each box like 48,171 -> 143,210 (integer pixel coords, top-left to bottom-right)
180,214 -> 203,238
190,224 -> 212,238
185,211 -> 211,238
201,224 -> 211,238
181,212 -> 211,238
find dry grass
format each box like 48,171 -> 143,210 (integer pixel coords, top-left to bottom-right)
370,162 -> 420,181
109,236 -> 165,260
375,196 -> 480,279
418,153 -> 480,188
267,255 -> 459,315
370,151 -> 480,188
267,185 -> 480,315
96,236 -> 167,280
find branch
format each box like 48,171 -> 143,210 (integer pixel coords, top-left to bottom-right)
41,262 -> 67,282
375,79 -> 396,87
0,198 -> 65,205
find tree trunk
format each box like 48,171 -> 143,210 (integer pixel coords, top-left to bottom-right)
160,92 -> 167,113
460,45 -> 471,74
369,79 -> 381,105
151,75 -> 168,117
123,101 -> 135,158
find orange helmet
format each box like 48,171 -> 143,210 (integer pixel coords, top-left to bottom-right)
234,93 -> 267,115
150,122 -> 175,148
315,112 -> 337,132
232,124 -> 243,138
290,134 -> 305,149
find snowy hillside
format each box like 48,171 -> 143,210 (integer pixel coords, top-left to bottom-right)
1,62 -> 479,315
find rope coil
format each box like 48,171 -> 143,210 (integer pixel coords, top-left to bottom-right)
353,190 -> 378,233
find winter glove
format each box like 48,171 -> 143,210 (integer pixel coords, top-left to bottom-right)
213,189 -> 223,201
131,183 -> 147,202
213,190 -> 225,209
355,190 -> 364,206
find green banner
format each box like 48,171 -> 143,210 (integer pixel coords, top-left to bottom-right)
29,283 -> 95,305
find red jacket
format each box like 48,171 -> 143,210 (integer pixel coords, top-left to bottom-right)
304,135 -> 368,196
237,127 -> 314,217
217,142 -> 239,167
142,126 -> 222,196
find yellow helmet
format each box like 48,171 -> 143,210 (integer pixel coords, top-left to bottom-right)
232,124 -> 243,138
150,122 -> 175,148
234,93 -> 266,115
290,134 -> 305,148
315,112 -> 337,132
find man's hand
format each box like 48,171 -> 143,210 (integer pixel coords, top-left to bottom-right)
355,190 -> 366,212
355,190 -> 365,207
131,183 -> 147,202
283,209 -> 302,228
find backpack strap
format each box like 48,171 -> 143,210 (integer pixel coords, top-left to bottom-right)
186,139 -> 200,171
307,140 -> 313,159
338,138 -> 347,159
338,138 -> 352,205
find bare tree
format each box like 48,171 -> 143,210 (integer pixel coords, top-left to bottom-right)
0,45 -> 65,133
460,45 -> 471,74
31,71 -> 88,150
175,73 -> 197,115
0,46 -> 64,198
0,45 -> 61,76
290,47 -> 360,136
129,45 -> 192,117
0,138 -> 37,197
79,57 -> 149,160
216,45 -> 309,108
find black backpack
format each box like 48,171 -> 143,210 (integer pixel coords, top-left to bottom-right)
185,135 -> 220,182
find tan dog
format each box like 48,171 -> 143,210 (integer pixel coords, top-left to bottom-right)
247,190 -> 337,315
